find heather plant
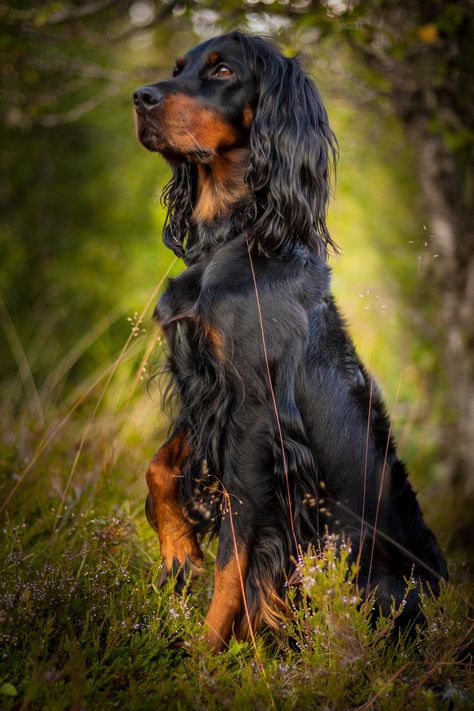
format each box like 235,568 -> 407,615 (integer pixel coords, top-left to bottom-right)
0,416 -> 472,710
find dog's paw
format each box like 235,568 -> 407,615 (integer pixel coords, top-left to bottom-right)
156,554 -> 205,593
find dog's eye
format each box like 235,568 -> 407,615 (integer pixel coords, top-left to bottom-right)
211,64 -> 233,78
172,65 -> 181,77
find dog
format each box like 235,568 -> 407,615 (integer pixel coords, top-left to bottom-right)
134,30 -> 448,652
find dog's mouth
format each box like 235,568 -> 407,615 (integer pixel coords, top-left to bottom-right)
135,110 -> 215,164
134,111 -> 167,152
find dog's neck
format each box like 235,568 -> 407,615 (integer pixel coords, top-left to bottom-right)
193,148 -> 250,225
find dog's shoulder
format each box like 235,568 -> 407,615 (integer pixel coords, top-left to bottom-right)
154,262 -> 203,326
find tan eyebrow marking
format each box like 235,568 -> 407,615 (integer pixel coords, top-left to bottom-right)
207,52 -> 220,65
176,57 -> 185,69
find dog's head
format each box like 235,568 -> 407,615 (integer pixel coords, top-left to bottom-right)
134,31 -> 337,260
134,32 -> 256,163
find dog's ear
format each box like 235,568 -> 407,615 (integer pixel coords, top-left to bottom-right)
162,164 -> 194,260
245,44 -> 338,258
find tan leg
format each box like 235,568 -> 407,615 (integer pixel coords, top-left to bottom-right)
146,431 -> 204,587
204,549 -> 248,652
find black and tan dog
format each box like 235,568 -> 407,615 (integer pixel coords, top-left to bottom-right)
134,31 -> 447,652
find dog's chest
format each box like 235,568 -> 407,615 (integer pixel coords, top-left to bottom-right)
155,267 -> 232,472
155,265 -> 224,385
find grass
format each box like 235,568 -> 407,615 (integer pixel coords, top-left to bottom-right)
0,315 -> 473,710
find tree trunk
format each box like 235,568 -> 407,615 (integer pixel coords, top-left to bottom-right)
346,1 -> 474,488
407,118 -> 474,487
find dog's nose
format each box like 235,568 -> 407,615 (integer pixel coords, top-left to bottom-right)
133,86 -> 163,112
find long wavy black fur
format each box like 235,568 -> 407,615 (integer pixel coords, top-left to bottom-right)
239,33 -> 338,257
161,163 -> 194,262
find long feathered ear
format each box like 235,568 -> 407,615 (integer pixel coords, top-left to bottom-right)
243,38 -> 338,259
161,164 -> 194,260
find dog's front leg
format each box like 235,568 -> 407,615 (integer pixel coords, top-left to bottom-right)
146,429 -> 204,591
204,499 -> 251,652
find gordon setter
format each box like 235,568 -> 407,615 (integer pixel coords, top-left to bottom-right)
133,31 -> 447,652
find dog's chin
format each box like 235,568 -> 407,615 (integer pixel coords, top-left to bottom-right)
136,119 -> 214,163
137,123 -> 164,153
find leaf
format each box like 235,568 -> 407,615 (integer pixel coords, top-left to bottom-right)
417,24 -> 438,44
0,682 -> 18,697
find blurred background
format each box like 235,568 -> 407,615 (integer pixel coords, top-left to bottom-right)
0,1 -> 473,565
